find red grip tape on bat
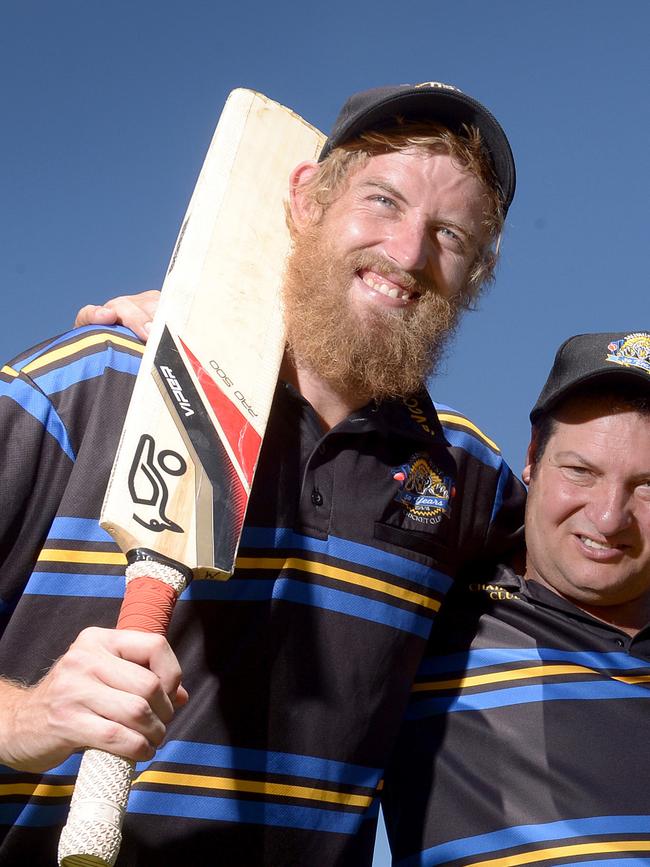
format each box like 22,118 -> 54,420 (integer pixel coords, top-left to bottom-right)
116,576 -> 178,634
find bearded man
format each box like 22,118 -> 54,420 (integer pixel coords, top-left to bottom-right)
0,83 -> 524,865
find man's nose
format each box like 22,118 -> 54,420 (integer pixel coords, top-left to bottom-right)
584,483 -> 633,536
382,218 -> 431,272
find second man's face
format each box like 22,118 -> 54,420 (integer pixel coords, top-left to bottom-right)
523,396 -> 650,613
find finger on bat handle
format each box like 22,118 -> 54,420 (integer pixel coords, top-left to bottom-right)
58,555 -> 189,867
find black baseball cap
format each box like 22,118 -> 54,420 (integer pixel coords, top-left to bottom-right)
530,331 -> 650,422
319,81 -> 516,213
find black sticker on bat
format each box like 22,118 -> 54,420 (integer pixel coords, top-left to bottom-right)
129,433 -> 187,534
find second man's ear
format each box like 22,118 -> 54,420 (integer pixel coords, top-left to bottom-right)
521,441 -> 535,485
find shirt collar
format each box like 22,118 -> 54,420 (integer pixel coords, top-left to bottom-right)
277,381 -> 448,445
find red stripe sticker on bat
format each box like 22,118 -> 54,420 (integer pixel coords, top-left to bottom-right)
180,337 -> 262,487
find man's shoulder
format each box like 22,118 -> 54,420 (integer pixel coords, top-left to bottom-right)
380,390 -> 516,481
430,398 -> 504,461
2,325 -> 144,396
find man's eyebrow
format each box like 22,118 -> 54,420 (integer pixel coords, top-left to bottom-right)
554,450 -> 593,466
358,178 -> 407,202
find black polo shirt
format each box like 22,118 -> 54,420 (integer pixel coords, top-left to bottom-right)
383,565 -> 650,866
0,326 -> 525,865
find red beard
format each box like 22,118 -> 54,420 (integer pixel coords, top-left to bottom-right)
282,223 -> 461,401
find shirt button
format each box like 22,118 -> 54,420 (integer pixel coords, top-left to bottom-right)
311,488 -> 323,506
615,638 -> 625,647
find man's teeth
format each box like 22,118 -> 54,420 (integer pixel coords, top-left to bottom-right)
581,536 -> 612,550
362,273 -> 412,301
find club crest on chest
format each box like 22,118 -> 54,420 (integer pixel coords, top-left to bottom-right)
392,454 -> 456,525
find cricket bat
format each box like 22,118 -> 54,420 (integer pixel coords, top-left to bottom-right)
57,88 -> 325,867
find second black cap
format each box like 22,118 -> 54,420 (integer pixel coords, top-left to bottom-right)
530,331 -> 650,422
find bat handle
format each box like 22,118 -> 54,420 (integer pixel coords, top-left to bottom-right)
58,552 -> 190,867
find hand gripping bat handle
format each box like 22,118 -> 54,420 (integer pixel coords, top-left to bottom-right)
57,551 -> 190,867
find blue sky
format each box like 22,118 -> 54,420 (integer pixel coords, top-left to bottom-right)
2,2 -> 649,863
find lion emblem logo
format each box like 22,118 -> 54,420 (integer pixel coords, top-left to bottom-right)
606,332 -> 650,376
392,454 -> 455,525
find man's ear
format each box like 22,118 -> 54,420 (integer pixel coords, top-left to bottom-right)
289,161 -> 322,230
522,442 -> 534,485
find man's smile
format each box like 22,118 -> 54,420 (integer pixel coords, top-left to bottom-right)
575,533 -> 629,560
357,267 -> 421,307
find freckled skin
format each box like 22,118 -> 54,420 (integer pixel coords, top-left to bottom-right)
523,397 -> 650,630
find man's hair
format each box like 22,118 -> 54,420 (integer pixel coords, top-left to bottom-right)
528,380 -> 650,471
288,121 -> 505,308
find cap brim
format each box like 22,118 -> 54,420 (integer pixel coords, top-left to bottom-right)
320,87 -> 515,212
530,367 -> 650,421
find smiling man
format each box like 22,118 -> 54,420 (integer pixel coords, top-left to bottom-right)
282,141 -> 493,414
0,83 -> 525,865
383,331 -> 650,866
523,338 -> 650,627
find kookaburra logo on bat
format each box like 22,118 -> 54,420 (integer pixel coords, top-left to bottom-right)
129,433 -> 187,533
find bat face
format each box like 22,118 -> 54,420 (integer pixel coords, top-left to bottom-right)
100,90 -> 326,577
59,89 -> 327,867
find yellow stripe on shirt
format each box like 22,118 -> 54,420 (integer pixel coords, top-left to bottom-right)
22,333 -> 144,375
37,549 -> 127,566
0,782 -> 74,798
413,663 -> 650,692
36,550 -> 441,613
134,770 -> 373,808
465,839 -> 650,867
436,412 -> 499,452
236,556 -> 440,612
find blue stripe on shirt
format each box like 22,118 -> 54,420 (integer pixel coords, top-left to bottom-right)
407,680 -> 650,719
417,646 -> 650,675
32,350 -> 141,396
241,527 -> 451,594
127,790 -> 368,833
396,814 -> 650,866
136,740 -> 381,788
0,379 -> 75,461
24,574 -> 432,637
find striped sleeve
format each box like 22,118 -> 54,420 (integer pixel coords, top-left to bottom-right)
0,326 -> 142,630
434,402 -> 526,570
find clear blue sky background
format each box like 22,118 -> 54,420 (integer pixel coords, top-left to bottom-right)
1,2 -> 648,864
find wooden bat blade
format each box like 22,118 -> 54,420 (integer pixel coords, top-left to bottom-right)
100,89 -> 326,577
57,90 -> 325,867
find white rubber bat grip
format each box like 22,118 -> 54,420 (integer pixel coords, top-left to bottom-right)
58,749 -> 135,867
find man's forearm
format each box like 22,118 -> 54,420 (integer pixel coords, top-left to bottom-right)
0,675 -> 46,771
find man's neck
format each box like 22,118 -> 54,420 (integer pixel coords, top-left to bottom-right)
525,569 -> 650,638
280,354 -> 370,432
576,597 -> 650,638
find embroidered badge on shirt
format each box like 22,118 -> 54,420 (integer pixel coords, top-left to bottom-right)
606,332 -> 650,376
392,454 -> 455,525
